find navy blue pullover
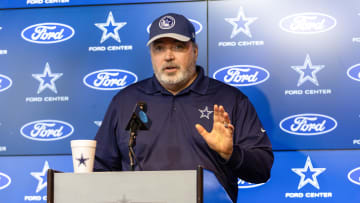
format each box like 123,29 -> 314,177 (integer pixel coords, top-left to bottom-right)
94,66 -> 274,202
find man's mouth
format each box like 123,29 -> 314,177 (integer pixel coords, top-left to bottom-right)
163,66 -> 179,73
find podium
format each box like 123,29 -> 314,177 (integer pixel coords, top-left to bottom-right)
47,167 -> 233,203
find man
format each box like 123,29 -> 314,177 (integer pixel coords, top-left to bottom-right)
94,13 -> 273,202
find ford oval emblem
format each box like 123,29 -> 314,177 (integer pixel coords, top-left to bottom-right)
0,74 -> 12,92
0,172 -> 11,190
347,64 -> 360,82
348,167 -> 360,186
279,12 -> 336,34
279,113 -> 337,136
20,120 -> 74,141
213,65 -> 270,86
21,23 -> 75,44
83,69 -> 138,90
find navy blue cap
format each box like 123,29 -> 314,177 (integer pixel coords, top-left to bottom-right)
147,13 -> 196,46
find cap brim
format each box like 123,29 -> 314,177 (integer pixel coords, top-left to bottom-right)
146,33 -> 191,46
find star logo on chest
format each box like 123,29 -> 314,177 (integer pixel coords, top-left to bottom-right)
199,106 -> 213,120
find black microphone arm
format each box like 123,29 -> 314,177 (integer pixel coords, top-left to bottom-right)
125,102 -> 150,171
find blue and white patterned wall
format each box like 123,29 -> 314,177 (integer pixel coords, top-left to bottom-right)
0,0 -> 359,202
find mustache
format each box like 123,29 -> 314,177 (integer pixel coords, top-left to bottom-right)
161,63 -> 180,70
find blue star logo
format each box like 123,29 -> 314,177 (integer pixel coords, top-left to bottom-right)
32,62 -> 63,94
291,54 -> 325,87
95,11 -> 127,43
76,153 -> 89,167
199,106 -> 213,120
31,161 -> 49,193
225,7 -> 258,39
292,156 -> 326,190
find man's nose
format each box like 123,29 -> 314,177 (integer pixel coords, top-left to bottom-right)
164,49 -> 175,61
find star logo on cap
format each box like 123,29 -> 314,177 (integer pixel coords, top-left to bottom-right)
95,11 -> 127,43
199,106 -> 213,120
225,7 -> 258,38
76,153 -> 89,167
32,62 -> 63,94
292,156 -> 326,190
291,54 -> 325,87
31,160 -> 50,193
159,15 -> 176,29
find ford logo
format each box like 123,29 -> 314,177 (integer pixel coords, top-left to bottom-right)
0,172 -> 11,190
347,64 -> 360,82
279,12 -> 336,34
21,23 -> 75,44
83,69 -> 138,90
213,65 -> 269,86
348,167 -> 360,186
0,74 -> 12,92
238,178 -> 266,189
20,120 -> 74,141
279,113 -> 337,136
147,18 -> 203,35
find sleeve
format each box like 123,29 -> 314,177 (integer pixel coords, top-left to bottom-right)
93,96 -> 123,171
226,96 -> 274,184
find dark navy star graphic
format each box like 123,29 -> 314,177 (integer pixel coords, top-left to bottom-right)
76,153 -> 89,167
163,17 -> 174,26
32,62 -> 63,94
291,54 -> 325,87
225,7 -> 257,38
95,11 -> 127,43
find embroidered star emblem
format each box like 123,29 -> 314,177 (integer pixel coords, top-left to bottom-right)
76,153 -> 89,167
95,11 -> 127,43
292,156 -> 326,190
199,106 -> 213,120
32,62 -> 63,94
291,54 -> 325,87
225,7 -> 258,39
31,160 -> 49,193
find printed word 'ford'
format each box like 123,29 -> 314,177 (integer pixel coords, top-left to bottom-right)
21,23 -> 75,44
20,120 -> 74,141
279,13 -> 336,34
83,69 -> 137,90
213,65 -> 269,86
279,113 -> 337,135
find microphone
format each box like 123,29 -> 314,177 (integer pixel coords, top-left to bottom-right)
125,102 -> 150,131
125,102 -> 150,171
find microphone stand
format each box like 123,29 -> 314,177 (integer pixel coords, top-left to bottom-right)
128,115 -> 138,171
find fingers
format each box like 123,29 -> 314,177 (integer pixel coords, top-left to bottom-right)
213,104 -> 230,124
195,124 -> 209,139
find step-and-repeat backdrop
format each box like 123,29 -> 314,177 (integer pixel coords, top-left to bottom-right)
0,0 -> 359,202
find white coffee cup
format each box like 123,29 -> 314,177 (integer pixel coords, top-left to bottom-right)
70,140 -> 97,173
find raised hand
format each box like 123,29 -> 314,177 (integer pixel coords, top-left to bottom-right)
195,104 -> 234,160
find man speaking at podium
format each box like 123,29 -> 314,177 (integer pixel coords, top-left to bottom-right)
94,13 -> 273,202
